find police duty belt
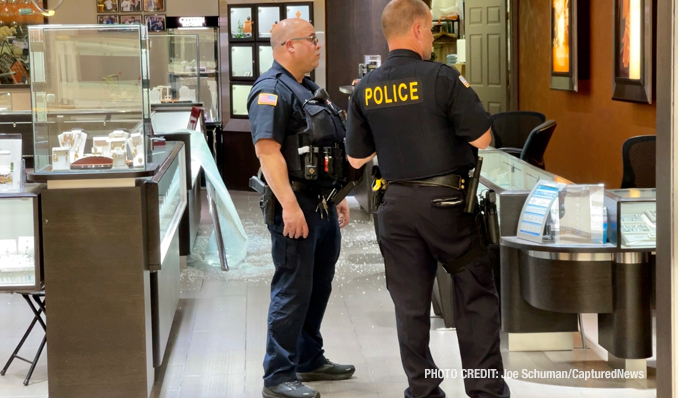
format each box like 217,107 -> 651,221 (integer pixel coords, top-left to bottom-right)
393,174 -> 466,191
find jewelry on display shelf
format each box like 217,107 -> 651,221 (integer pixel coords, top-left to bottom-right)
51,147 -> 70,171
58,131 -> 74,149
70,130 -> 87,162
109,137 -> 127,155
111,148 -> 127,169
109,130 -> 130,140
128,132 -> 144,166
0,150 -> 12,184
92,137 -> 110,157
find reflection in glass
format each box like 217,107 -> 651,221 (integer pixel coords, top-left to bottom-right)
286,5 -> 311,23
258,6 -> 281,39
259,45 -> 274,75
230,7 -> 253,38
552,0 -> 570,73
232,84 -> 253,116
231,46 -> 254,78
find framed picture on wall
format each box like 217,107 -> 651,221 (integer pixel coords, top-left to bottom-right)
612,0 -> 655,103
119,0 -> 142,12
121,15 -> 143,25
145,14 -> 166,32
550,0 -> 590,91
97,0 -> 119,13
98,14 -> 120,24
143,0 -> 165,12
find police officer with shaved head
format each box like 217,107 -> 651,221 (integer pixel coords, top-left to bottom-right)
346,1 -> 510,398
248,18 -> 356,398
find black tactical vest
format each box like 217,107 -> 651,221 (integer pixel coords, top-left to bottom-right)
259,72 -> 349,187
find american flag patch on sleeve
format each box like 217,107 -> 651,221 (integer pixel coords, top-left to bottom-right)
258,93 -> 278,106
459,75 -> 471,88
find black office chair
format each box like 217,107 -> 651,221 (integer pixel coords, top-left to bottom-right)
519,120 -> 557,170
621,135 -> 656,189
490,111 -> 546,151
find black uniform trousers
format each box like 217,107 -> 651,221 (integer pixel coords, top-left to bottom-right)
377,183 -> 510,398
263,191 -> 341,387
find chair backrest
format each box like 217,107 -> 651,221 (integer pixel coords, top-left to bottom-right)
621,135 -> 656,189
520,120 -> 557,170
489,111 -> 546,149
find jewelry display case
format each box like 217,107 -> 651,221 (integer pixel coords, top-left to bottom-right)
28,24 -> 152,175
145,143 -> 187,270
167,27 -> 221,124
606,188 -> 657,249
0,184 -> 43,292
478,148 -> 570,215
148,34 -> 200,105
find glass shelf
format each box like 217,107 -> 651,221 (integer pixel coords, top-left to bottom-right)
230,6 -> 254,40
231,83 -> 253,117
258,44 -> 274,75
231,45 -> 255,79
257,6 -> 281,39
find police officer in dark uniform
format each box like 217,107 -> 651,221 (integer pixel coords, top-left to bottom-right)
247,18 -> 356,398
346,1 -> 510,398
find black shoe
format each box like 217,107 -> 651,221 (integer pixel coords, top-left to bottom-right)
262,380 -> 320,398
296,359 -> 356,382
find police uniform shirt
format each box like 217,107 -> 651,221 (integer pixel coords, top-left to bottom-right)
247,61 -> 316,147
346,49 -> 490,182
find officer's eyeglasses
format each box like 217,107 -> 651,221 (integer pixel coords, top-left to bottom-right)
282,35 -> 319,46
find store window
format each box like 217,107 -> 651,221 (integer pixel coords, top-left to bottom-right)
227,2 -> 313,119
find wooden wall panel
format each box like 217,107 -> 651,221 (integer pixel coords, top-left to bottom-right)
518,0 -> 656,187
326,0 -> 391,110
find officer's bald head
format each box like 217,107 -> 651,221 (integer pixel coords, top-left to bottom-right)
270,18 -> 321,82
271,18 -> 313,48
382,0 -> 431,41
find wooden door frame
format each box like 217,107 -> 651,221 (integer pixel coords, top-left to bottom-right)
509,0 -> 519,110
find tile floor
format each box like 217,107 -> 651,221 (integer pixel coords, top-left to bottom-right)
0,191 -> 657,398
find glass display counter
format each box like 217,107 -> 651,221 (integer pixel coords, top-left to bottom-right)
148,34 -> 200,105
28,24 -> 151,175
478,148 -> 571,215
0,184 -> 43,292
606,188 -> 657,249
146,142 -> 187,266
